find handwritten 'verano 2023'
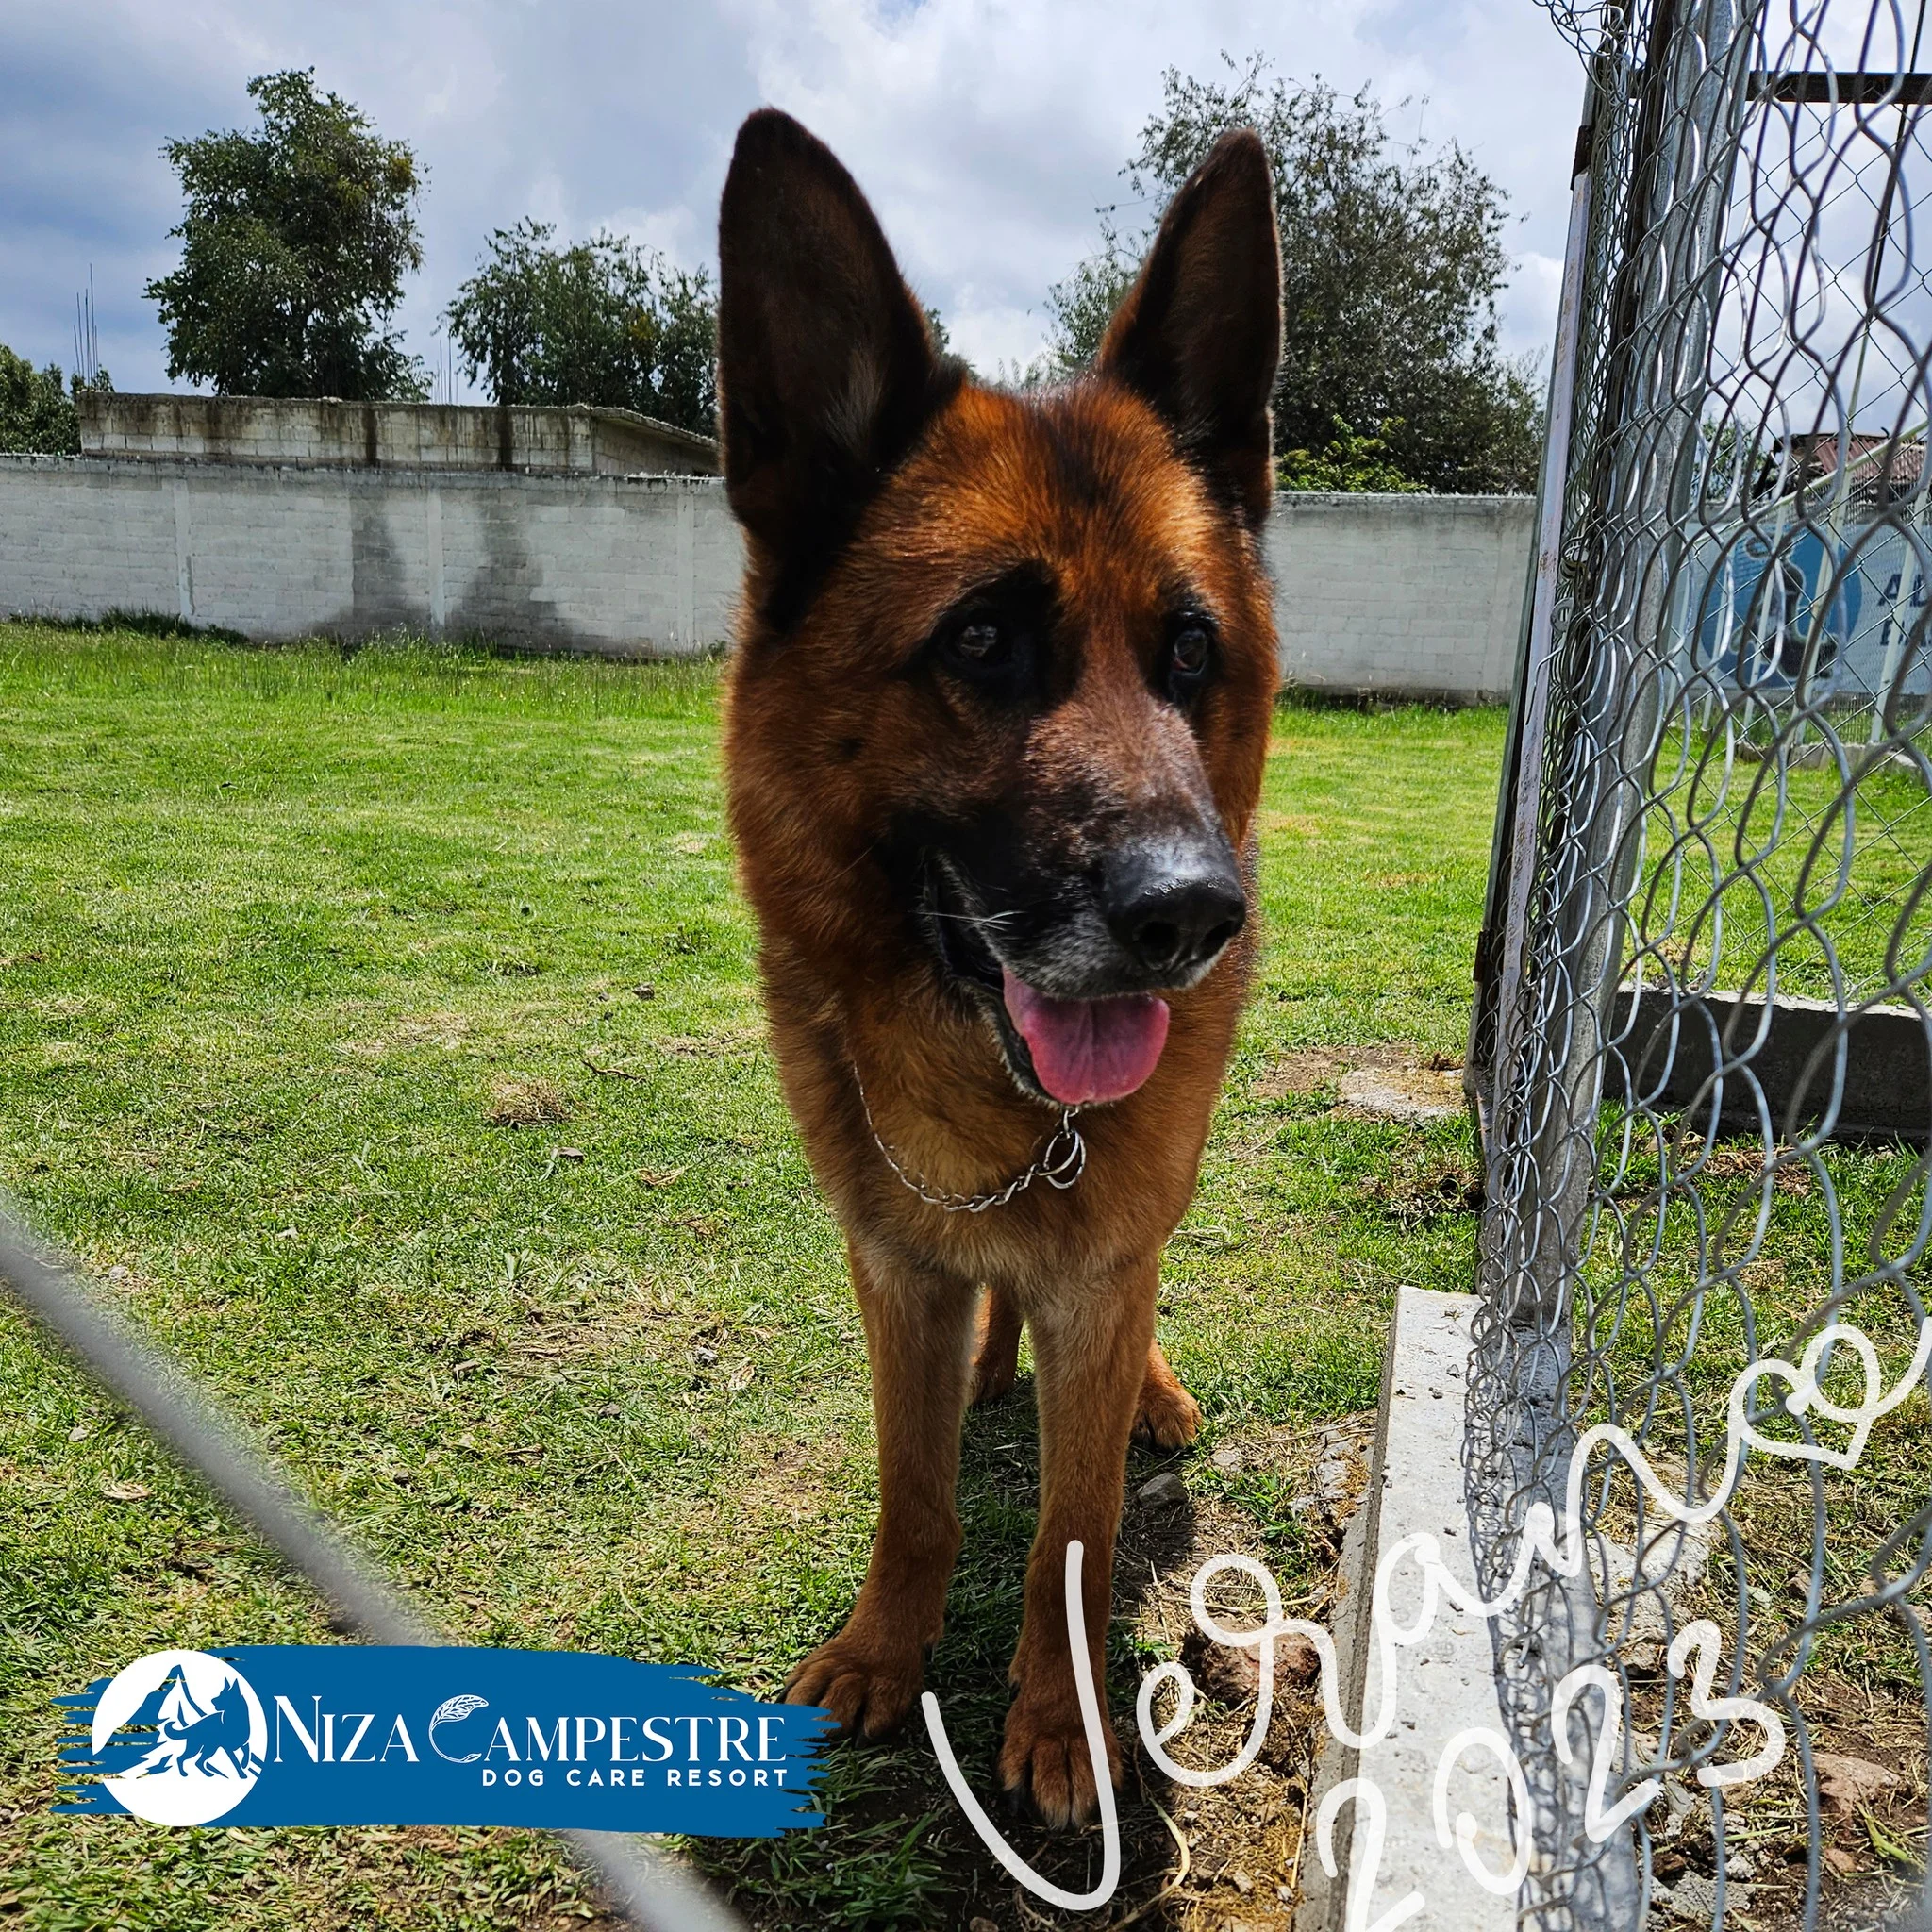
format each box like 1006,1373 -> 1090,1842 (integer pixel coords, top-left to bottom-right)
924,1313 -> 1930,1917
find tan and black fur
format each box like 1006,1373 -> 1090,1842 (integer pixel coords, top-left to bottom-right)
716,108 -> 1282,1825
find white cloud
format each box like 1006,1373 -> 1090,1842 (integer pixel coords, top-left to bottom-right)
0,0 -> 1585,392
1507,250 -> 1566,366
947,300 -> 1055,375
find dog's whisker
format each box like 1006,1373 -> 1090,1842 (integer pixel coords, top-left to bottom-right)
928,907 -> 1019,932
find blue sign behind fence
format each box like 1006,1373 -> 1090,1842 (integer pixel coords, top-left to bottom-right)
56,1646 -> 833,1836
1687,522 -> 1928,697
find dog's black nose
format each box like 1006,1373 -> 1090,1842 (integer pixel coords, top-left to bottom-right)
1102,841 -> 1246,978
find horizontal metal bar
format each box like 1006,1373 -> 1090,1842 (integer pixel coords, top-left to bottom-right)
0,1206 -> 747,1932
1749,69 -> 1932,103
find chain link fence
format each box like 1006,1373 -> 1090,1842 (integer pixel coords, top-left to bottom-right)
1469,1 -> 1932,1925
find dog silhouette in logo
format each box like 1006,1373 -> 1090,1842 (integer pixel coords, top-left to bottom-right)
163,1677 -> 259,1778
125,1667 -> 260,1781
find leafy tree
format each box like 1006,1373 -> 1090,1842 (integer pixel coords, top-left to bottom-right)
1039,211 -> 1138,385
445,220 -> 718,437
1277,417 -> 1424,492
145,70 -> 426,399
0,347 -> 112,454
1046,56 -> 1543,493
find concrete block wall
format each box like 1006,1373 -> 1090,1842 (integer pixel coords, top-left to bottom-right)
77,394 -> 721,476
1266,492 -> 1533,702
0,458 -> 738,656
1,457 -> 1534,691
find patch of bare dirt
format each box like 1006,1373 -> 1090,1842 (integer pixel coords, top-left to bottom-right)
713,1431 -> 858,1538
1256,1044 -> 1468,1122
1600,1460 -> 1932,1930
1255,1046 -> 1357,1100
1083,1416 -> 1375,1929
1334,1064 -> 1464,1124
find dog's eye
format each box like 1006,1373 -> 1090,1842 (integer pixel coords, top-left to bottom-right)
927,567 -> 1052,696
1166,621 -> 1215,696
954,629 -> 1004,668
1172,626 -> 1211,675
945,618 -> 1011,670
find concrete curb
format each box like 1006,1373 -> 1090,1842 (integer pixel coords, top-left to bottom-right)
1607,984 -> 1929,1143
1296,1287 -> 1517,1932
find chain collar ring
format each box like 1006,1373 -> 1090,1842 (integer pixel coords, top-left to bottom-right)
851,1064 -> 1086,1213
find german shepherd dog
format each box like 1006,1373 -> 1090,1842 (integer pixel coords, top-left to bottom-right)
717,109 -> 1281,1826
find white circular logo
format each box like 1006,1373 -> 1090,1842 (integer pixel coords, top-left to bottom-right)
91,1649 -> 267,1825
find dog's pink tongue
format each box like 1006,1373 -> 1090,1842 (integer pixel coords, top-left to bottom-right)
1001,970 -> 1171,1106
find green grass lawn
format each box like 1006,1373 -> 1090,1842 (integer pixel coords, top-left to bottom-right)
1639,717 -> 1931,1006
0,624 -> 1509,1930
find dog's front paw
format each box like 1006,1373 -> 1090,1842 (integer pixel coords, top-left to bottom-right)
781,1630 -> 924,1740
970,1292 -> 1022,1407
970,1347 -> 1019,1407
1134,1359 -> 1202,1448
998,1675 -> 1122,1827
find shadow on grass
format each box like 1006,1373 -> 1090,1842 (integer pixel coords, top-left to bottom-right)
17,606 -> 251,645
696,1382 -> 1294,1932
14,608 -> 729,671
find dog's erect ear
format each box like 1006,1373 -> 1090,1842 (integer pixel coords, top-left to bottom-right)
1095,129 -> 1281,528
717,109 -> 956,624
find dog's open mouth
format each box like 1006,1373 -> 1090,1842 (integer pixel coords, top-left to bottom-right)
923,864 -> 1171,1107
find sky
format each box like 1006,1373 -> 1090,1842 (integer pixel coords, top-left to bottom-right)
0,0 -> 1587,400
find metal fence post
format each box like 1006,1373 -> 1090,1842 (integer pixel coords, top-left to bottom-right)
1476,2 -> 1932,1928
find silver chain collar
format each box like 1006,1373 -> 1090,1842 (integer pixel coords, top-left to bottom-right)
851,1064 -> 1086,1212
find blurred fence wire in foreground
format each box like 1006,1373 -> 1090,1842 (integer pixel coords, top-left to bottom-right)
1469,1 -> 1932,1926
0,1209 -> 746,1932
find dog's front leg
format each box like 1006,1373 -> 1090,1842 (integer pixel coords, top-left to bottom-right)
782,1242 -> 976,1739
999,1257 -> 1156,1825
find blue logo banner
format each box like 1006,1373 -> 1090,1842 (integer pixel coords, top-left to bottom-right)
56,1646 -> 833,1837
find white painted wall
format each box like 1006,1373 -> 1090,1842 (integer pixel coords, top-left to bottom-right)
1265,492 -> 1534,703
0,458 -> 739,657
0,458 -> 1533,696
